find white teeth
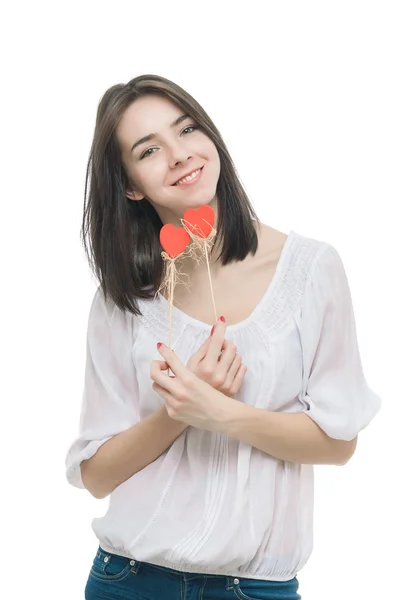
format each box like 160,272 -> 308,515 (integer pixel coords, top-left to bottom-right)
175,168 -> 201,185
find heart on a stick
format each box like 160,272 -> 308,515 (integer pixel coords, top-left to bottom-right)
159,224 -> 191,258
183,205 -> 215,239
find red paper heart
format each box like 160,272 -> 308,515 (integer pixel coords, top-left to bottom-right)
159,224 -> 191,258
183,205 -> 215,238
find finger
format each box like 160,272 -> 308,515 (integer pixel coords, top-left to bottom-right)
153,383 -> 182,419
187,321 -> 228,370
228,363 -> 247,395
203,336 -> 233,374
157,360 -> 169,371
210,341 -> 237,383
222,353 -> 243,389
150,358 -> 180,393
204,317 -> 227,365
151,368 -> 179,393
157,343 -> 189,380
187,335 -> 213,370
150,359 -> 169,379
217,340 -> 237,368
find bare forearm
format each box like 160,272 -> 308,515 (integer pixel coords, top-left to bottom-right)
219,403 -> 356,465
81,406 -> 187,498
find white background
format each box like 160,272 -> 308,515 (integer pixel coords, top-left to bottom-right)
1,1 -> 399,598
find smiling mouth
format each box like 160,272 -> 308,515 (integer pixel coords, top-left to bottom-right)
172,166 -> 204,186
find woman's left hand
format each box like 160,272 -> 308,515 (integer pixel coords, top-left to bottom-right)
150,343 -> 236,430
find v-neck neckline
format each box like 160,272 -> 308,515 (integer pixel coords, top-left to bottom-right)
155,230 -> 297,334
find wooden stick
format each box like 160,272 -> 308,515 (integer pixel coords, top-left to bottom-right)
204,239 -> 218,322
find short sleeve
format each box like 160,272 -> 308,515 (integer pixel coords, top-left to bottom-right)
295,243 -> 381,441
65,287 -> 140,489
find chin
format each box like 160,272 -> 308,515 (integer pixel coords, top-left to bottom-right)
186,196 -> 216,210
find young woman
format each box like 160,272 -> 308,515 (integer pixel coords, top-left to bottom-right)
65,74 -> 381,600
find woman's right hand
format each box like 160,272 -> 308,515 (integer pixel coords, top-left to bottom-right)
186,317 -> 247,397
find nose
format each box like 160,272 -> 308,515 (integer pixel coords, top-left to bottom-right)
167,138 -> 193,168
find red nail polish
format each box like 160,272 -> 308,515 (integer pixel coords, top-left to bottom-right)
219,316 -> 226,322
210,326 -> 215,336
157,342 -> 162,349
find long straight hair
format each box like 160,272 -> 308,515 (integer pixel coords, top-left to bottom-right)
81,74 -> 260,315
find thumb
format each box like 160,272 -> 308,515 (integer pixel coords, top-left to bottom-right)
157,360 -> 169,371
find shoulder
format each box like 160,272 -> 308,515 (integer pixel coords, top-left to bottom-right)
89,286 -> 139,334
284,228 -> 342,273
283,232 -> 350,312
291,231 -> 345,279
256,223 -> 289,255
258,223 -> 335,270
90,286 -> 119,319
263,225 -> 346,301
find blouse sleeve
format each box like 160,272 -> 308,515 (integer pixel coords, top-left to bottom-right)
65,287 -> 140,490
296,243 -> 381,441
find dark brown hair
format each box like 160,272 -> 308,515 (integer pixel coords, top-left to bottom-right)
81,74 -> 260,315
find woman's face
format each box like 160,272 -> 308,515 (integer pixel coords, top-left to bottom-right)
116,94 -> 221,224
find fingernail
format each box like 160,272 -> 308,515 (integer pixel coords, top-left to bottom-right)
157,342 -> 162,349
210,326 -> 215,336
219,316 -> 226,322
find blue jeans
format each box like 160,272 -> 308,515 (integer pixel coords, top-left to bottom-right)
85,545 -> 301,599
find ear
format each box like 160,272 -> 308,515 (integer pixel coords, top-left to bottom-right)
126,188 -> 145,201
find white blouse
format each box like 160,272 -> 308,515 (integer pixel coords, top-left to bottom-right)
65,230 -> 381,581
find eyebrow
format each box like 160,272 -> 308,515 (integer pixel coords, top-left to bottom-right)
130,114 -> 191,153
